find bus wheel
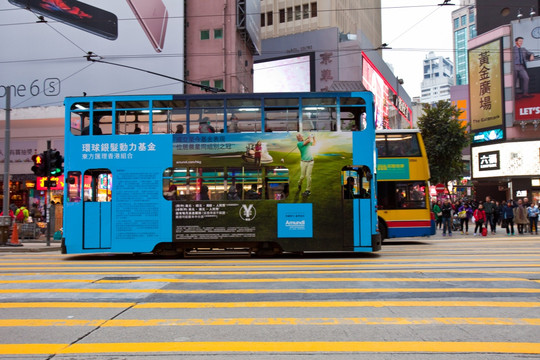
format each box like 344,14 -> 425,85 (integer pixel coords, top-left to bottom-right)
378,218 -> 388,242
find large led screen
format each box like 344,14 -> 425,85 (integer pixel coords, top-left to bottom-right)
254,54 -> 313,93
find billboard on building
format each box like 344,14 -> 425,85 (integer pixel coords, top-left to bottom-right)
472,140 -> 540,178
0,0 -> 184,109
511,17 -> 540,122
362,53 -> 411,129
254,54 -> 314,92
254,28 -> 339,93
468,39 -> 504,132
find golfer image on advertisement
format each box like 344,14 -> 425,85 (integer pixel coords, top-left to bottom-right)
296,133 -> 316,196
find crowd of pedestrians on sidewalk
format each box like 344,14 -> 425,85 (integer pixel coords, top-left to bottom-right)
432,195 -> 539,237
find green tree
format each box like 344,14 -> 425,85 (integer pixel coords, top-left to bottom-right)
417,100 -> 470,189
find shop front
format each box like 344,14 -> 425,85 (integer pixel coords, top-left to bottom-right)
472,140 -> 540,202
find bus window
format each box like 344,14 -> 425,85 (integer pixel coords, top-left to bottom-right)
384,133 -> 421,157
83,170 -> 112,202
377,181 -> 426,209
376,135 -> 387,156
66,171 -> 82,202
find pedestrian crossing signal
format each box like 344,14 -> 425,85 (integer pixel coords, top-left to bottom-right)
48,150 -> 64,176
31,153 -> 46,177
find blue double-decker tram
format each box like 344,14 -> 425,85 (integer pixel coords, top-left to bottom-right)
62,92 -> 381,256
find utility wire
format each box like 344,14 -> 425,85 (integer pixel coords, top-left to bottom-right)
85,53 -> 225,93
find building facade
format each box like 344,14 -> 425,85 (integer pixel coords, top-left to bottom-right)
467,20 -> 540,203
184,0 -> 260,94
452,0 -> 477,85
420,52 -> 454,104
259,0 -> 382,50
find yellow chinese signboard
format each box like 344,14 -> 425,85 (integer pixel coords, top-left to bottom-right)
468,39 -> 504,131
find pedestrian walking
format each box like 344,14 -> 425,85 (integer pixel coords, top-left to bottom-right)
473,204 -> 486,236
527,201 -> 539,235
441,199 -> 453,236
483,196 -> 496,234
514,199 -> 528,235
433,200 -> 442,230
457,202 -> 473,235
501,200 -> 515,236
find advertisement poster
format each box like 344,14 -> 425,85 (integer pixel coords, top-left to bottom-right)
468,39 -> 504,131
0,0 -> 184,108
512,17 -> 540,121
170,132 -> 355,247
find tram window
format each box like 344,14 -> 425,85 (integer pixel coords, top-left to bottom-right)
70,112 -> 86,135
302,107 -> 335,131
340,107 -> 366,131
227,108 -> 262,133
66,171 -> 82,202
93,112 -> 112,135
188,111 -> 224,133
341,166 -> 371,199
115,111 -> 148,135
162,166 -> 288,201
264,108 -> 299,132
83,170 -> 112,202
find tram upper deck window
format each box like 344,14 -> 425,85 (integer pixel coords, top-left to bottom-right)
226,98 -> 262,133
189,99 -> 225,133
152,100 -> 187,134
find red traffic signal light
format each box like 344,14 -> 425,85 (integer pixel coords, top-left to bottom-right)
31,153 -> 46,177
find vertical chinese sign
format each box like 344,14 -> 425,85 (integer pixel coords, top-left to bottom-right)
468,39 -> 504,132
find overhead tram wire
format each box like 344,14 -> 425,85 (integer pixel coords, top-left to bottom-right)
1,3 -> 458,28
85,53 -> 226,93
11,62 -> 96,109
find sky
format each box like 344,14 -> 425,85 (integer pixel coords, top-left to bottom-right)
381,0 -> 457,98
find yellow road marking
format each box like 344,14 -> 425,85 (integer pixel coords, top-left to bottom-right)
1,300 -> 540,309
1,288 -> 540,294
1,317 -> 539,327
1,341 -> 540,355
2,257 -> 540,266
1,263 -> 539,271
1,269 -> 539,276
0,277 -> 530,284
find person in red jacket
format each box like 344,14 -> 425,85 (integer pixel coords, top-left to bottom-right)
473,203 -> 487,236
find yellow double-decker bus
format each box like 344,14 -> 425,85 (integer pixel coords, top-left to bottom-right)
376,130 -> 435,240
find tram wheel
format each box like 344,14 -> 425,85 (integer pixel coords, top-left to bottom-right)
254,242 -> 282,257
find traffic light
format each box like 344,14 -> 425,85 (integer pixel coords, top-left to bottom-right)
48,149 -> 64,176
31,153 -> 46,177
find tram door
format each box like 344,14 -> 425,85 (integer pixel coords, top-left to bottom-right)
82,169 -> 112,249
341,166 -> 373,248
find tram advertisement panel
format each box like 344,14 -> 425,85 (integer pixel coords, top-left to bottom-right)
171,132 -> 353,249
